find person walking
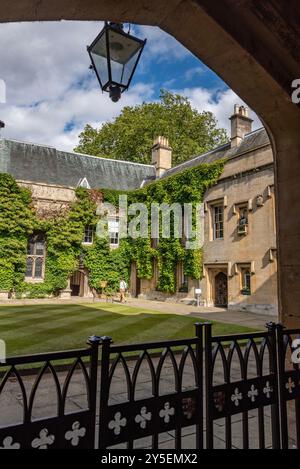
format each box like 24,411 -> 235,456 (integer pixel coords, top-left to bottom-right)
119,278 -> 127,303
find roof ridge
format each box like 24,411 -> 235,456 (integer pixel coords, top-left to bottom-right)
244,126 -> 266,138
0,138 -> 154,169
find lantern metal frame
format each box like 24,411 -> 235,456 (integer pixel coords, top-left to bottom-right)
87,22 -> 146,100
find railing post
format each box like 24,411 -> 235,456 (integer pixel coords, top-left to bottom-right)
98,336 -> 113,450
204,322 -> 213,449
275,323 -> 288,449
195,323 -> 204,450
87,335 -> 101,449
265,322 -> 281,449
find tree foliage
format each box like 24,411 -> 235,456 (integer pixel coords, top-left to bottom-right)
75,90 -> 228,166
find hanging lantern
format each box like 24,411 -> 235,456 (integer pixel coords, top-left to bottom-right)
87,22 -> 146,102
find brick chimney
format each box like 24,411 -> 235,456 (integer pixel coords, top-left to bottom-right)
230,105 -> 253,148
151,136 -> 172,177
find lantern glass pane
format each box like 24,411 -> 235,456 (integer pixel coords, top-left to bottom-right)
121,48 -> 141,86
108,29 -> 142,65
90,31 -> 109,86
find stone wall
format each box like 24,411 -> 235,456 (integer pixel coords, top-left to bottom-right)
201,144 -> 278,315
18,180 -> 76,216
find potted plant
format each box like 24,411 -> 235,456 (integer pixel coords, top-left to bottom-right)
241,286 -> 251,296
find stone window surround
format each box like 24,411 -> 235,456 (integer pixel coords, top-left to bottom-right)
234,261 -> 255,276
204,197 -> 227,242
240,265 -> 252,294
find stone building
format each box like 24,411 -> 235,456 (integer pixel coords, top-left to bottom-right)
0,105 -> 277,315
152,106 -> 277,315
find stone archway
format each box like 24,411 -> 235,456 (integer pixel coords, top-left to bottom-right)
1,1 -> 300,326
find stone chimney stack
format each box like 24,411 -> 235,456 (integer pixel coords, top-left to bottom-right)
151,136 -> 172,177
230,105 -> 253,148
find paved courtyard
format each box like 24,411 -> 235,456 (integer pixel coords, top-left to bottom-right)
127,298 -> 275,330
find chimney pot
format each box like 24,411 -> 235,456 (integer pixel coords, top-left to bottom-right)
151,136 -> 172,178
230,105 -> 253,148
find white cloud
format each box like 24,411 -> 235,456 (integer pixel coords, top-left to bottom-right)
184,66 -> 205,82
179,87 -> 262,134
135,26 -> 189,65
1,82 -> 155,149
0,21 -> 262,153
0,21 -> 156,150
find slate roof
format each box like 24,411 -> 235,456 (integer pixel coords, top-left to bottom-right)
159,127 -> 270,180
0,139 -> 156,191
0,128 -> 270,191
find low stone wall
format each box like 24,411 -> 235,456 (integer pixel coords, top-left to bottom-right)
228,302 -> 277,316
138,290 -> 196,303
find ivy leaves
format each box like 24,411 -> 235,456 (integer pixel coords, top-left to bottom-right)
0,156 -> 224,296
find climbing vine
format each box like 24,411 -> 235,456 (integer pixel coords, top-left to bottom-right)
0,160 -> 224,298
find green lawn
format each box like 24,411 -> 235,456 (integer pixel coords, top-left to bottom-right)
0,303 -> 256,357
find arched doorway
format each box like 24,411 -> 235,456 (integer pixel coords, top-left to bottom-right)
69,268 -> 93,297
214,272 -> 228,307
70,270 -> 84,296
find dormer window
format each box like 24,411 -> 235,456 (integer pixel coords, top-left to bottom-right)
77,177 -> 91,189
25,234 -> 45,281
83,226 -> 94,244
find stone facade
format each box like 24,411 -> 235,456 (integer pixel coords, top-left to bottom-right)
200,109 -> 277,315
201,148 -> 277,315
18,180 -> 76,217
135,108 -> 278,315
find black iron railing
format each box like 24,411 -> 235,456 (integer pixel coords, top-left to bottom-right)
1,322 -> 300,449
204,322 -> 280,449
98,324 -> 204,449
0,336 -> 100,449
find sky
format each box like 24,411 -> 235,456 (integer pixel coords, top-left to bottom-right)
0,21 -> 262,152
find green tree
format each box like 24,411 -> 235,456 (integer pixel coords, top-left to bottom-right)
75,90 -> 228,166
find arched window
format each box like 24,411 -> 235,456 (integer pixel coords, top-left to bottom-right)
26,234 -> 45,280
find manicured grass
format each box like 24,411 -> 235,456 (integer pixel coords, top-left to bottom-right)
0,303 -> 256,357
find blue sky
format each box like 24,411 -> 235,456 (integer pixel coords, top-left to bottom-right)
0,21 -> 260,152
133,25 -> 228,98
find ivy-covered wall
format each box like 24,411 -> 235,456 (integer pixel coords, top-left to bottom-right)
0,160 -> 224,298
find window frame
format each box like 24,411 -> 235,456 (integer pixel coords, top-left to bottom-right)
212,204 -> 224,240
240,266 -> 251,295
82,225 -> 94,245
108,216 -> 120,247
177,261 -> 188,292
25,234 -> 46,282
